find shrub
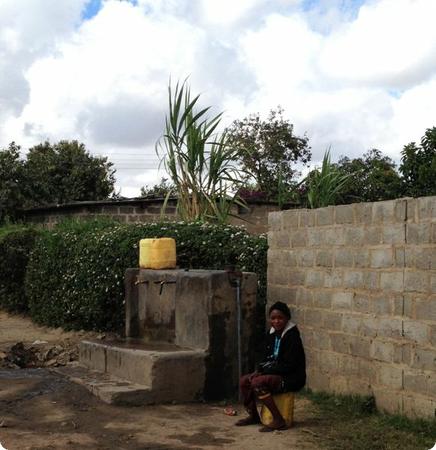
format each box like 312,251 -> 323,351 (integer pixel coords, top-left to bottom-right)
0,225 -> 39,312
25,219 -> 267,332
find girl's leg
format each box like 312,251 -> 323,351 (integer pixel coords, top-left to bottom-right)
235,373 -> 261,426
251,375 -> 286,430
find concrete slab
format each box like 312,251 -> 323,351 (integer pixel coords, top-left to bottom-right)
79,339 -> 206,403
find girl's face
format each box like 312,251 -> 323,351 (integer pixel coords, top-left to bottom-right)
269,309 -> 288,333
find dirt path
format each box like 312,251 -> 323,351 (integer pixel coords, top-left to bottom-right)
0,312 -> 323,450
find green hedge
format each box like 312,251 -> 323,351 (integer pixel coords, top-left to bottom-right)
25,220 -> 267,331
0,225 -> 40,312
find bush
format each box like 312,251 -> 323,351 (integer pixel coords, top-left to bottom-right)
25,219 -> 267,332
0,225 -> 40,312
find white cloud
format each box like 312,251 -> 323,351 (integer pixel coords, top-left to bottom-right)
1,0 -> 436,196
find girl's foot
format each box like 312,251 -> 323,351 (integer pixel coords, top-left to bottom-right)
235,415 -> 261,426
258,418 -> 287,432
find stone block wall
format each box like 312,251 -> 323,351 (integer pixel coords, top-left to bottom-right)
23,198 -> 280,235
267,196 -> 436,418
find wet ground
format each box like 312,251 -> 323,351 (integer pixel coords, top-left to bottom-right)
0,369 -> 321,450
0,311 -> 323,450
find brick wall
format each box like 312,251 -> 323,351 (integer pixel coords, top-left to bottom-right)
268,196 -> 436,418
23,198 -> 280,235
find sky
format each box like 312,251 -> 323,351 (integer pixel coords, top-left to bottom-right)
1,0 -> 436,197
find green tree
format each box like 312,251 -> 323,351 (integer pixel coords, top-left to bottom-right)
227,107 -> 311,199
23,140 -> 116,207
140,177 -> 174,198
400,127 -> 436,197
336,149 -> 403,203
0,142 -> 25,222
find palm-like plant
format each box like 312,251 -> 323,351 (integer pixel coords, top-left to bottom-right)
157,80 -> 245,222
306,149 -> 352,209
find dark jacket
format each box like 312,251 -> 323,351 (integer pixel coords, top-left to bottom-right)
258,322 -> 306,392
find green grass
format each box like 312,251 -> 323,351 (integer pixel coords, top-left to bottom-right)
303,390 -> 436,450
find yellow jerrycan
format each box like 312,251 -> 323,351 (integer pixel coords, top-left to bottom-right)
260,392 -> 294,428
139,238 -> 176,269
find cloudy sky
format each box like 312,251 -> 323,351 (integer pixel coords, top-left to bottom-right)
1,0 -> 435,197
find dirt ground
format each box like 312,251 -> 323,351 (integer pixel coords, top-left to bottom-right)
0,312 -> 323,450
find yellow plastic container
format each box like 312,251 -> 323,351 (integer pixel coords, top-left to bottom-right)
260,392 -> 294,428
139,238 -> 176,269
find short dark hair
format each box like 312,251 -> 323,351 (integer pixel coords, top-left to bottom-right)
268,301 -> 291,319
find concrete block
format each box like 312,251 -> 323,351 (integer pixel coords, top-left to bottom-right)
344,226 -> 365,246
325,227 -> 346,245
377,317 -> 403,339
353,249 -> 370,268
281,209 -> 299,229
370,340 -> 394,362
313,290 -> 332,309
407,223 -> 431,244
339,354 -> 360,376
393,343 -> 412,365
268,211 -> 282,231
404,270 -> 430,293
364,226 -> 382,245
275,232 -> 290,249
382,225 -> 406,245
348,335 -> 371,359
312,330 -> 331,350
363,271 -> 379,290
315,250 -> 333,267
317,351 -> 339,372
403,320 -> 429,344
406,247 -> 434,270
288,269 -> 306,286
316,206 -> 334,226
335,204 -> 354,224
282,250 -> 298,267
307,229 -> 324,247
373,200 -> 396,224
290,229 -> 307,247
341,314 -> 362,335
373,386 -> 402,415
267,249 -> 283,266
330,333 -> 349,353
323,311 -> 343,331
353,202 -> 373,224
371,294 -> 393,315
380,271 -> 403,292
360,317 -> 379,338
377,364 -> 403,389
332,292 -> 353,310
412,348 -> 436,371
402,393 -> 436,419
298,249 -> 315,267
305,270 -> 325,288
370,248 -> 393,268
417,195 -> 436,220
343,270 -> 364,289
415,298 -> 436,322
299,209 -> 315,227
324,269 -> 343,288
334,249 -> 354,267
353,294 -> 371,313
296,288 -> 314,307
304,308 -> 324,325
